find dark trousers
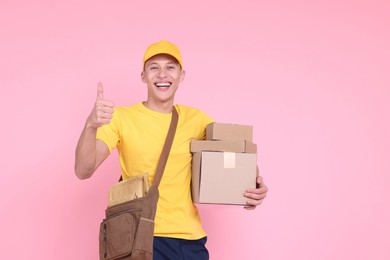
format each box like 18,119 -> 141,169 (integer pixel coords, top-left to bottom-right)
153,236 -> 209,260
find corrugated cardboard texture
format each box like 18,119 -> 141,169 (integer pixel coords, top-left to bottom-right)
108,173 -> 149,206
190,140 -> 257,153
191,151 -> 257,205
206,122 -> 253,142
191,153 -> 202,203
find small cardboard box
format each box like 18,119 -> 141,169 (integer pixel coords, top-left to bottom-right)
108,173 -> 149,206
192,151 -> 257,205
206,122 -> 253,142
190,140 -> 257,154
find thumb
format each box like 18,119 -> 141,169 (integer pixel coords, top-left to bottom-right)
97,82 -> 104,100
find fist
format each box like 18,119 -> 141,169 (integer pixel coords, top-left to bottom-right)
88,82 -> 115,128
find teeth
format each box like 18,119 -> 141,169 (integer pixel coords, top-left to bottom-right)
156,83 -> 171,87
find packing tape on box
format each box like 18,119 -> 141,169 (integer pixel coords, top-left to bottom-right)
223,152 -> 236,168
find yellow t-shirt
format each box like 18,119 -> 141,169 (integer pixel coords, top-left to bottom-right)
96,102 -> 214,239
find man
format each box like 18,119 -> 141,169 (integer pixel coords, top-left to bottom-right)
75,40 -> 268,260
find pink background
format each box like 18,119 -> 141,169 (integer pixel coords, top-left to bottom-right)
1,0 -> 389,259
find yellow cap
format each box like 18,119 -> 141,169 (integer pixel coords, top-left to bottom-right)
143,40 -> 183,68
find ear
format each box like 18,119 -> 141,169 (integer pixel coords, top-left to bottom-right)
180,69 -> 186,82
141,71 -> 146,83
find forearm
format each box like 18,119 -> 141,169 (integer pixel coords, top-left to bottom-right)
75,82 -> 114,179
75,122 -> 99,179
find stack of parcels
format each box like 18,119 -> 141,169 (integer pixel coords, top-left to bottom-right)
191,123 -> 257,205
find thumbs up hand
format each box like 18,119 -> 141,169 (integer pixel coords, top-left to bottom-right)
87,82 -> 115,128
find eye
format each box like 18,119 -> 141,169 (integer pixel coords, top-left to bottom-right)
149,66 -> 158,70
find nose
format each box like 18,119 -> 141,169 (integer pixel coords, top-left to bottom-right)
157,68 -> 167,78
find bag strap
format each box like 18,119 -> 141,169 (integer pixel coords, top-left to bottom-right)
118,106 -> 178,188
152,106 -> 178,187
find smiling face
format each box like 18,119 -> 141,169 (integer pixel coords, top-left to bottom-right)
141,54 -> 185,113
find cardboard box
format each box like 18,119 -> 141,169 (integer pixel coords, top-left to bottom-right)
206,122 -> 253,142
108,173 -> 149,206
190,140 -> 257,154
191,151 -> 257,205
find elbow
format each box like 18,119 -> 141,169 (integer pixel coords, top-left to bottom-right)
75,172 -> 91,180
74,165 -> 94,180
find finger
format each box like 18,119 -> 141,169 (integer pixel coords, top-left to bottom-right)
97,111 -> 114,120
97,118 -> 112,126
244,190 -> 267,201
244,199 -> 264,209
246,193 -> 266,203
97,82 -> 104,100
246,183 -> 268,194
255,175 -> 263,187
96,100 -> 115,109
243,196 -> 265,209
99,107 -> 115,115
95,102 -> 115,117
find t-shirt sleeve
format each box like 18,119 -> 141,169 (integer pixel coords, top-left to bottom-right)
196,109 -> 215,140
96,108 -> 121,153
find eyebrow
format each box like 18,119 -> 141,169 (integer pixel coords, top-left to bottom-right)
147,61 -> 178,67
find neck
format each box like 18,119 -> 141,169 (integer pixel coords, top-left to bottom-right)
143,100 -> 174,114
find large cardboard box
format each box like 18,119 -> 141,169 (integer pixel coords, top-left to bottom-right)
190,140 -> 257,153
192,151 -> 257,205
206,123 -> 253,142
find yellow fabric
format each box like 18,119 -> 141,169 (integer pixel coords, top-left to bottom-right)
143,40 -> 183,68
96,102 -> 214,239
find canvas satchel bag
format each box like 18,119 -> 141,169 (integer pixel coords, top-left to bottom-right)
99,107 -> 178,260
